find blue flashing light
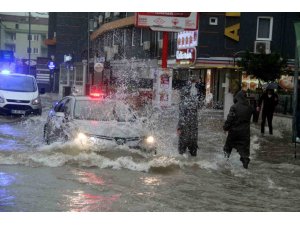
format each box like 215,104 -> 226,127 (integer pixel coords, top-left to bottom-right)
48,61 -> 56,70
1,70 -> 10,75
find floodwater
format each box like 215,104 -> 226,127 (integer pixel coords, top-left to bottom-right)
0,94 -> 299,212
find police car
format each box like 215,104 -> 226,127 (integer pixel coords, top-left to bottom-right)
43,92 -> 156,153
0,70 -> 43,116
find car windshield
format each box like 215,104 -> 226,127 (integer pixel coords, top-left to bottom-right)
0,75 -> 37,92
74,100 -> 136,122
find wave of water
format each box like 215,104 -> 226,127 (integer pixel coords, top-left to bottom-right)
3,103 -> 297,178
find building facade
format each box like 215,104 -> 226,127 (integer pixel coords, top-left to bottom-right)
0,13 -> 48,73
45,12 -> 300,109
88,12 -> 300,109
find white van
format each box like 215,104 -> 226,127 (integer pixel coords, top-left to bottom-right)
0,71 -> 44,116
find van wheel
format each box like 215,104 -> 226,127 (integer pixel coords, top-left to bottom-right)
35,109 -> 42,116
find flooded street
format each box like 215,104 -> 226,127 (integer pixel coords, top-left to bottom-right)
0,94 -> 300,212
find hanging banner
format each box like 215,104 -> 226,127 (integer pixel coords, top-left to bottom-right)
177,30 -> 198,49
152,68 -> 173,108
293,22 -> 300,143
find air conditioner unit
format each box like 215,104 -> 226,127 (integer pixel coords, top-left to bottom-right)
113,45 -> 119,54
98,15 -> 103,24
143,41 -> 151,50
254,41 -> 271,54
104,46 -> 110,52
158,40 -> 163,49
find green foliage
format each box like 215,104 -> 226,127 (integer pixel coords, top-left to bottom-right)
237,51 -> 288,82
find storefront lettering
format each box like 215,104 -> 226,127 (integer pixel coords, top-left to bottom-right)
176,50 -> 193,59
224,12 -> 240,42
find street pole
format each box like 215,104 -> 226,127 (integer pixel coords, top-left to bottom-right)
293,49 -> 299,158
28,12 -> 31,75
87,12 -> 90,95
162,31 -> 169,69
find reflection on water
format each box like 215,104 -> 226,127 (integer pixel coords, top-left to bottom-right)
141,176 -> 161,186
67,190 -> 121,212
0,172 -> 16,211
75,170 -> 106,185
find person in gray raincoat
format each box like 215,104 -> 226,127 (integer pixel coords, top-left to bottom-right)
177,84 -> 198,156
223,90 -> 253,169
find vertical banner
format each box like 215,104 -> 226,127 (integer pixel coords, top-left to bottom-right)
293,22 -> 300,144
152,68 -> 173,108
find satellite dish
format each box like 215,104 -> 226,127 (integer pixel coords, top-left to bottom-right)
94,63 -> 104,73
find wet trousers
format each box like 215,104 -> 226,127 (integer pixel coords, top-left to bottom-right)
223,132 -> 250,159
178,137 -> 198,156
261,110 -> 274,134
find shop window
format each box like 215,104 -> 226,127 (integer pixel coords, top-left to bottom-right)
131,28 -> 135,47
140,29 -> 143,46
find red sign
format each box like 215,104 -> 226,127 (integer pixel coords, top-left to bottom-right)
176,48 -> 197,65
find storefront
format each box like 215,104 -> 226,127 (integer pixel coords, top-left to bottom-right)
170,56 -> 239,110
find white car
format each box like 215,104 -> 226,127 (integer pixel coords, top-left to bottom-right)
43,95 -> 156,153
0,70 -> 43,115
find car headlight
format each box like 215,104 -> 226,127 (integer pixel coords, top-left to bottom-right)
146,136 -> 155,144
77,132 -> 88,142
32,97 -> 41,105
0,95 -> 4,103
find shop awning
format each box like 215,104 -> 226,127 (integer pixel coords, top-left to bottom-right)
90,16 -> 135,41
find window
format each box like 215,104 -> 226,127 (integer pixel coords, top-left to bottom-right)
33,34 -> 39,41
209,17 -> 218,25
33,48 -> 39,54
112,31 -> 115,46
10,33 -> 16,41
256,17 -> 273,41
131,28 -> 135,46
15,24 -> 19,29
140,29 -> 143,46
170,32 -> 178,56
123,29 -> 126,47
28,34 -> 39,41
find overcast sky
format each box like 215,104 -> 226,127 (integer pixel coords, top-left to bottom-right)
0,12 -> 48,18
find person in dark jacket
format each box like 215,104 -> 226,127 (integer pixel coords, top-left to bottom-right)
223,90 -> 253,169
177,85 -> 198,156
195,78 -> 205,107
257,89 -> 279,135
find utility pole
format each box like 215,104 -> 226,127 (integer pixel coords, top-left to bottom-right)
28,12 -> 31,75
87,13 -> 90,81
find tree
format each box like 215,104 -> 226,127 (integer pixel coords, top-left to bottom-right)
237,51 -> 288,82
